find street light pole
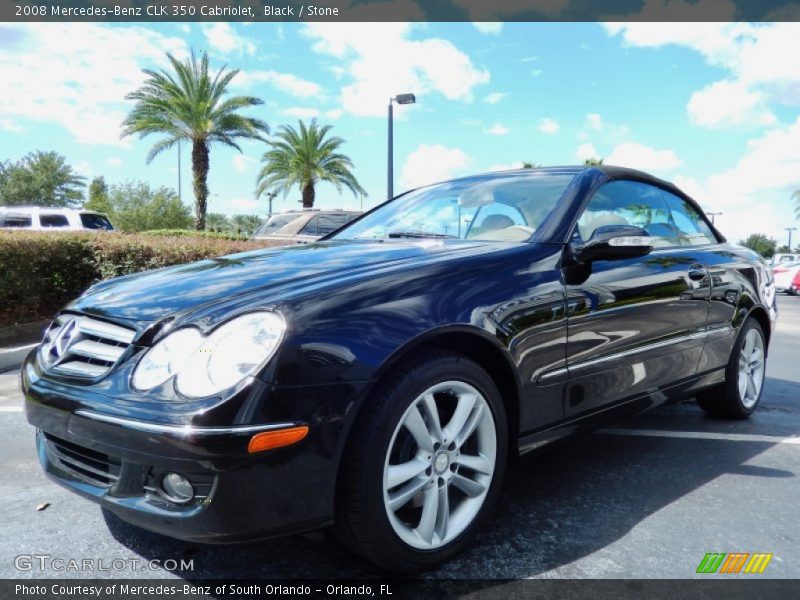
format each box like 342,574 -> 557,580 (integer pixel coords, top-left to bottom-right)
387,93 -> 416,200
706,211 -> 722,225
266,191 -> 277,216
786,227 -> 797,250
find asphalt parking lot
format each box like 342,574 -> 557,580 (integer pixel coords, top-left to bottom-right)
1,296 -> 798,580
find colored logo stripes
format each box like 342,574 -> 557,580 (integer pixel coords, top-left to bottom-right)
696,552 -> 773,574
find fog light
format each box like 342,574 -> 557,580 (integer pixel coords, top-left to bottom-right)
159,472 -> 194,504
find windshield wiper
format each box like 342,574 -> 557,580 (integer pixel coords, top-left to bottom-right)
386,231 -> 458,239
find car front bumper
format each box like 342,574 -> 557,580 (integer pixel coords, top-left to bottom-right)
22,354 -> 367,543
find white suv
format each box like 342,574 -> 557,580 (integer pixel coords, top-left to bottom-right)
0,206 -> 115,231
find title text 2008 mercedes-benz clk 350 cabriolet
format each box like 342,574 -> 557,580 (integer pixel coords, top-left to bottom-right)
23,166 -> 776,572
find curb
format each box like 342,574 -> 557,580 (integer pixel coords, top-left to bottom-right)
0,344 -> 37,374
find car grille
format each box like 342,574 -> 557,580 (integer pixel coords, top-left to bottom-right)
39,314 -> 136,378
43,433 -> 121,488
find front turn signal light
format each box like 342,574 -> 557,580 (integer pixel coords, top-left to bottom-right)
248,425 -> 309,453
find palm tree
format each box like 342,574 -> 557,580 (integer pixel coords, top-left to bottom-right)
256,119 -> 366,209
231,214 -> 262,236
122,50 -> 269,230
205,212 -> 231,232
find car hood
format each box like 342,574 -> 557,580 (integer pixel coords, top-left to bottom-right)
68,239 -> 516,324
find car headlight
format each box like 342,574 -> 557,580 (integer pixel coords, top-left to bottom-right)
132,312 -> 285,397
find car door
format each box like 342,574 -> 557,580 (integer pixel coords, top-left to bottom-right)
562,180 -> 711,419
657,189 -> 757,375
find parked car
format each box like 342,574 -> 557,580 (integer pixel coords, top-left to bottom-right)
251,209 -> 361,243
0,206 -> 115,231
770,253 -> 800,266
23,166 -> 776,572
791,271 -> 800,295
772,260 -> 800,294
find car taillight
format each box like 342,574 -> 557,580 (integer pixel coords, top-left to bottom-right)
793,271 -> 800,285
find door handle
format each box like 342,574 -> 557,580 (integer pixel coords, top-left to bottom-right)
688,265 -> 708,281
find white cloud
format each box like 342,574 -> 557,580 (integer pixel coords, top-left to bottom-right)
578,113 -> 630,142
281,107 -> 343,120
74,161 -> 93,177
606,142 -> 682,172
302,23 -> 490,117
0,23 -> 187,147
488,161 -> 525,172
202,23 -> 256,56
576,143 -> 600,162
485,124 -> 510,136
483,92 -> 507,105
604,18 -> 800,128
687,79 -> 776,128
0,118 -> 22,132
671,119 -> 800,242
530,69 -> 543,77
473,23 -> 503,35
227,197 -> 261,213
232,154 -> 258,174
236,70 -> 323,99
399,144 -> 471,190
105,157 -> 123,167
282,107 -> 321,119
538,118 -> 560,135
586,113 -> 603,131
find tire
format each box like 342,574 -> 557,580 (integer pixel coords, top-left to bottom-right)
335,350 -> 507,573
697,318 -> 766,419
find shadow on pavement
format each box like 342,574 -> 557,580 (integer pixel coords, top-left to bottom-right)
103,377 -> 800,580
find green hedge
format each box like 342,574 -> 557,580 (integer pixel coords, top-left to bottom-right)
141,229 -> 250,241
0,231 -> 287,327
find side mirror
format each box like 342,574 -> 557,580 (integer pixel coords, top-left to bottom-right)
575,224 -> 654,263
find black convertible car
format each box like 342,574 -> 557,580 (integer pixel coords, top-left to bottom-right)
23,166 -> 776,572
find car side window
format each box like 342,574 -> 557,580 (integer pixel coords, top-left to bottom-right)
576,180 -> 679,247
299,215 -> 320,236
40,214 -> 70,228
660,191 -> 718,246
315,213 -> 352,235
1,213 -> 33,228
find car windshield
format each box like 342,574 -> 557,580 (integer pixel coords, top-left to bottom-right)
80,213 -> 114,230
254,213 -> 301,236
332,173 -> 575,242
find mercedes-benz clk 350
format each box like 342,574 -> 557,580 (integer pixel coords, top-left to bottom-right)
23,166 -> 776,572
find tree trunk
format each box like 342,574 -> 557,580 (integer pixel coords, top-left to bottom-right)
191,140 -> 210,230
301,181 -> 315,209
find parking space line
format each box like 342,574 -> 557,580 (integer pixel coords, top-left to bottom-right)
597,428 -> 800,445
0,406 -> 23,413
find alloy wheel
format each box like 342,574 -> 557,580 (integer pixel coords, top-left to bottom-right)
382,381 -> 497,550
738,328 -> 765,409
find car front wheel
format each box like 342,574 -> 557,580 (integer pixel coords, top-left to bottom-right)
335,351 -> 507,572
697,318 -> 766,419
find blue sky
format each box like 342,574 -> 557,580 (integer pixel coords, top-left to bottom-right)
1,21 -> 799,244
